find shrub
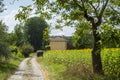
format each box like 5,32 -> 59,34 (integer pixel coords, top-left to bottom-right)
0,42 -> 10,61
45,45 -> 50,50
36,50 -> 44,57
9,46 -> 23,57
20,43 -> 34,57
10,46 -> 18,54
103,49 -> 120,78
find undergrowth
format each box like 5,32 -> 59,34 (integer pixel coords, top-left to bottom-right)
0,46 -> 24,80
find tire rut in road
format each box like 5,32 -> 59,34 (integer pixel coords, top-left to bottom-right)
8,57 -> 45,80
31,58 -> 45,80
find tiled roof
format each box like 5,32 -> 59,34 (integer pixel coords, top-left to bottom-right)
50,37 -> 66,42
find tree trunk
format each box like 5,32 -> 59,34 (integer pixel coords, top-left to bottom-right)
92,23 -> 103,75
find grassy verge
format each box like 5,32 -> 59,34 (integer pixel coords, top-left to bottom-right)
37,57 -> 66,80
0,57 -> 24,80
37,49 -> 120,80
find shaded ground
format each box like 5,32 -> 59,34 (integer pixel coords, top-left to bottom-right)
8,57 -> 45,80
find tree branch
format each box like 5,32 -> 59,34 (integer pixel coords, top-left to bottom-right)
73,0 -> 94,24
89,2 -> 98,16
99,0 -> 109,17
72,0 -> 83,9
96,0 -> 100,10
81,0 -> 85,10
97,0 -> 109,26
110,6 -> 120,14
10,0 -> 16,4
84,10 -> 94,24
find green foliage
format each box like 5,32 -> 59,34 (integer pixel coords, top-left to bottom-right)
15,5 -> 32,22
34,0 -> 120,25
64,36 -> 74,49
11,17 -> 50,51
24,17 -> 49,50
9,46 -> 23,57
0,55 -> 24,80
16,0 -> 120,74
0,42 -> 10,60
14,24 -> 25,46
73,22 -> 93,49
101,25 -> 120,48
0,21 -> 8,39
7,33 -> 15,45
10,46 -> 18,54
43,27 -> 50,50
43,27 -> 49,41
73,22 -> 120,48
20,43 -> 34,57
0,21 -> 10,61
102,49 -> 120,78
9,24 -> 26,46
16,0 -> 120,49
34,0 -> 120,48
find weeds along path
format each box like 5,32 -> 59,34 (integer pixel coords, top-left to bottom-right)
8,57 -> 45,80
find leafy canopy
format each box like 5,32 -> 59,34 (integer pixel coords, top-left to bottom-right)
24,17 -> 49,50
34,0 -> 120,26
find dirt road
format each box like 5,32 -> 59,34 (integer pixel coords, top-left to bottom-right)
8,57 -> 45,80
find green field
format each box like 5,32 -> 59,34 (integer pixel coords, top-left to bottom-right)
37,48 -> 120,80
0,56 -> 23,80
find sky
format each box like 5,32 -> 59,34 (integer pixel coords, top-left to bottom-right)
0,0 -> 75,36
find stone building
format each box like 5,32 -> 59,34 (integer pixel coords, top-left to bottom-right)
49,37 -> 67,50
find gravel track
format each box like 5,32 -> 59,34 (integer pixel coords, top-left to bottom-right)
8,57 -> 45,80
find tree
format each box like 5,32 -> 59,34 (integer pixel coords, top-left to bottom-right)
33,0 -> 120,74
43,27 -> 50,50
13,24 -> 26,46
0,21 -> 10,60
16,0 -> 120,74
73,22 -> 93,49
0,0 -> 5,13
101,25 -> 120,48
73,22 -> 120,49
24,17 -> 49,51
0,0 -> 10,61
20,43 -> 34,57
8,24 -> 26,47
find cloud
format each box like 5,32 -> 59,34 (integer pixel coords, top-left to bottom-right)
0,9 -> 19,32
50,27 -> 75,36
63,27 -> 75,36
0,9 -> 75,36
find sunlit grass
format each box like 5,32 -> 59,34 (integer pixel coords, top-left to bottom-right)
37,48 -> 120,80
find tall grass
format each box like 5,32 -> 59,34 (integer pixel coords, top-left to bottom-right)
37,48 -> 120,80
0,57 -> 24,80
0,46 -> 24,80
